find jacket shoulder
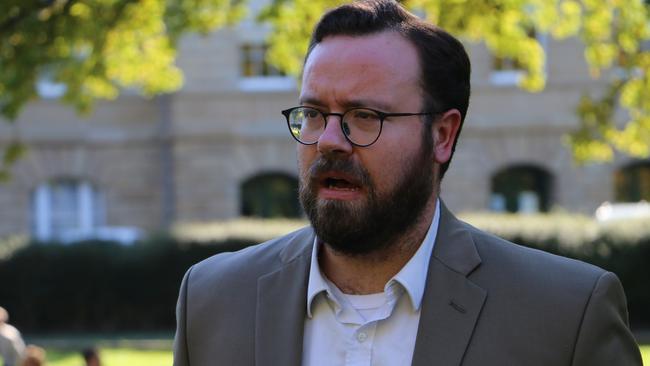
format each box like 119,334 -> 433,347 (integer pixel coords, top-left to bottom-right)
186,226 -> 314,291
455,221 -> 640,365
463,221 -> 605,285
174,226 -> 314,365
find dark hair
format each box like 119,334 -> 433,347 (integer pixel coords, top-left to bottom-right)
306,0 -> 471,178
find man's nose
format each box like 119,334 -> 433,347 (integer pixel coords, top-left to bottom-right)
317,115 -> 353,155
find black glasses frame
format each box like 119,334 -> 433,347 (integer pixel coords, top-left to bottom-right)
281,106 -> 436,147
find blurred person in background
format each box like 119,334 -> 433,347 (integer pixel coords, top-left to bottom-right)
81,347 -> 101,366
0,307 -> 25,366
173,1 -> 641,365
18,346 -> 44,366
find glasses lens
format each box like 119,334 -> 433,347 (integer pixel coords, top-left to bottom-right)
342,108 -> 381,146
288,107 -> 323,144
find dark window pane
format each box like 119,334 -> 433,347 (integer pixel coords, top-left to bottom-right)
241,173 -> 301,218
240,44 -> 285,77
490,165 -> 553,213
615,161 -> 650,202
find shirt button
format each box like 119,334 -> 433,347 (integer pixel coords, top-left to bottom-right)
357,332 -> 367,342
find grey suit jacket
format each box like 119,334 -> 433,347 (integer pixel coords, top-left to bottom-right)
173,203 -> 642,365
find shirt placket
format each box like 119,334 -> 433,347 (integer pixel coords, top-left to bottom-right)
345,321 -> 378,366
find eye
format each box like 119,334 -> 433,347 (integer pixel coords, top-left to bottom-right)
349,109 -> 380,121
304,109 -> 320,118
353,110 -> 374,119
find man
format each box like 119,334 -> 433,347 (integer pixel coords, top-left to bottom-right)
174,1 -> 642,365
0,307 -> 25,366
81,347 -> 101,366
17,346 -> 45,366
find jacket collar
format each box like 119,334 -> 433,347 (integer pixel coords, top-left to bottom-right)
256,227 -> 313,366
411,201 -> 486,366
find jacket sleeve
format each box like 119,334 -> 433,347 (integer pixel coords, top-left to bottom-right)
571,271 -> 642,366
173,266 -> 193,366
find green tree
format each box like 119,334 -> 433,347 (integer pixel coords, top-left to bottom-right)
260,0 -> 650,163
0,0 -> 244,177
1,0 -> 649,165
0,0 -> 244,119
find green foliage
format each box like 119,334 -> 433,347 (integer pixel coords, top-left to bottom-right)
0,238 -> 252,332
261,0 -> 650,162
0,0 -> 245,120
2,0 -> 648,163
460,212 -> 599,251
172,217 -> 307,242
0,141 -> 26,182
0,234 -> 29,260
1,215 -> 650,332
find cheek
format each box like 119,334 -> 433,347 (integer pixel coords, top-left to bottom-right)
364,132 -> 429,190
361,148 -> 408,191
297,145 -> 315,175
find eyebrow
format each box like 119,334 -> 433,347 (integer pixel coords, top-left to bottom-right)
299,96 -> 395,112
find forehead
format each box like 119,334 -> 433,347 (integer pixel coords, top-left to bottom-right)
301,31 -> 421,108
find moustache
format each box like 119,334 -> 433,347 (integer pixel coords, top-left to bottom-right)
306,156 -> 372,187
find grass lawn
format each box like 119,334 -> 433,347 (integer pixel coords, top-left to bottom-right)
12,333 -> 174,366
45,344 -> 650,365
47,348 -> 171,366
641,345 -> 650,364
4,343 -> 649,365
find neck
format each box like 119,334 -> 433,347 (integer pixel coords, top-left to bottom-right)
319,197 -> 437,294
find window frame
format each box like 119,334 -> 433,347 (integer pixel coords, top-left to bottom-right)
238,43 -> 295,92
32,179 -> 105,242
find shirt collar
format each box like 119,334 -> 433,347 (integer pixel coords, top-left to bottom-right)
306,199 -> 441,317
390,198 -> 441,311
307,240 -> 331,318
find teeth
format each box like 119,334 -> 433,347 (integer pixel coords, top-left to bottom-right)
330,186 -> 356,191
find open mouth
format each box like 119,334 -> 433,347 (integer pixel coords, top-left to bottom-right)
323,177 -> 359,190
318,173 -> 362,192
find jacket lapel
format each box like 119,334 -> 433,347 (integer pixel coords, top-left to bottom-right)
255,229 -> 313,366
412,203 -> 487,366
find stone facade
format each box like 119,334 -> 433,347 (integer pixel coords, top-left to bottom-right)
0,11 -> 640,240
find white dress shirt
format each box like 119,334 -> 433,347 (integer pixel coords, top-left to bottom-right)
303,200 -> 441,366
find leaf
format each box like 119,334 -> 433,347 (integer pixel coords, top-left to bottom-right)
0,0 -> 246,121
2,141 -> 25,165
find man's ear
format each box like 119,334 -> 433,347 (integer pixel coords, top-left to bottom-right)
432,109 -> 462,164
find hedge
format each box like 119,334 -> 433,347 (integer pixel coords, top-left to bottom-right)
0,238 -> 252,333
0,214 -> 648,332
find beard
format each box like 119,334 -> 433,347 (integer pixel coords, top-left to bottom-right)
299,132 -> 435,257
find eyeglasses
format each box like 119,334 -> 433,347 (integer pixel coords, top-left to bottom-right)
281,106 -> 435,147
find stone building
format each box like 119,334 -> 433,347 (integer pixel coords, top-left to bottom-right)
0,7 -> 649,242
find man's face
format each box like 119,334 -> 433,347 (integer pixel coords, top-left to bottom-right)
297,31 -> 437,255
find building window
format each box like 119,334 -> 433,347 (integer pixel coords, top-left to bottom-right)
36,69 -> 66,99
36,78 -> 66,99
241,173 -> 301,218
240,44 -> 284,78
32,179 -> 104,242
615,161 -> 650,202
490,165 -> 553,213
238,44 -> 295,92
